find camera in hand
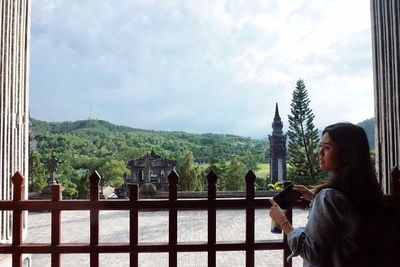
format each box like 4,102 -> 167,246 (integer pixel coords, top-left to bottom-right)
272,184 -> 301,209
270,184 -> 301,234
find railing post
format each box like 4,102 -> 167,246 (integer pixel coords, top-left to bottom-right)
12,172 -> 24,267
207,170 -> 217,267
168,170 -> 179,267
245,171 -> 256,267
51,184 -> 62,267
89,171 -> 101,267
129,183 -> 139,267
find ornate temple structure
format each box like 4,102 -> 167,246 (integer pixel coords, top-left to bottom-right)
127,151 -> 176,192
268,103 -> 287,183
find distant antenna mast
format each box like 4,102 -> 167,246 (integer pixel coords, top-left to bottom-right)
89,103 -> 92,119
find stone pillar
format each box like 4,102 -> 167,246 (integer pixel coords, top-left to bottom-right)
0,0 -> 31,265
268,103 -> 287,183
0,0 -> 30,234
371,0 -> 400,194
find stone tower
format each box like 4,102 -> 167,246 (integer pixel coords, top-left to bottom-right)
268,103 -> 287,183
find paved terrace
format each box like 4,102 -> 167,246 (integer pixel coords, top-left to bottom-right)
27,209 -> 309,267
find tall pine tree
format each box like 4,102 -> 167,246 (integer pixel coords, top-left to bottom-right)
287,79 -> 322,185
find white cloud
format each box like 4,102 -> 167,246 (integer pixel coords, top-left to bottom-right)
30,0 -> 374,138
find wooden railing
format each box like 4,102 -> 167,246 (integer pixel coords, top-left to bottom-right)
0,170 -> 294,267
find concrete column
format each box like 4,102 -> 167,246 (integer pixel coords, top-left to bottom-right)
0,0 -> 30,246
371,0 -> 400,194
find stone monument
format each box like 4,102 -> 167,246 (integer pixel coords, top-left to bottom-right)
41,152 -> 64,198
268,103 -> 287,183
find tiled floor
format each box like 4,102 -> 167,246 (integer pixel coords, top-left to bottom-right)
27,208 -> 309,266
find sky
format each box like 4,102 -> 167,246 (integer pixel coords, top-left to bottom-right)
30,0 -> 374,139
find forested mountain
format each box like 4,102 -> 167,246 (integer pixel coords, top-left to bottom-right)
29,118 -> 268,197
29,117 -> 374,198
31,118 -> 267,164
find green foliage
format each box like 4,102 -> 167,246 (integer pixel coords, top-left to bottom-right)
29,152 -> 47,192
204,159 -> 228,191
62,180 -> 78,198
287,79 -> 322,186
267,181 -> 283,191
176,151 -> 202,191
223,158 -> 247,191
29,118 -> 267,195
29,116 -> 374,194
255,163 -> 270,179
254,163 -> 269,190
77,171 -> 90,199
56,161 -> 79,198
98,158 -> 129,187
254,177 -> 266,190
203,157 -> 249,191
31,119 -> 267,164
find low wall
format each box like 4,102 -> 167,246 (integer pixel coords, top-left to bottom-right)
29,190 -> 280,200
142,190 -> 279,199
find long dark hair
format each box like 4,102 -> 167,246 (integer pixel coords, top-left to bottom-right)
315,122 -> 383,208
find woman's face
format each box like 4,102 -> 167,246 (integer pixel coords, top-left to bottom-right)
319,132 -> 339,172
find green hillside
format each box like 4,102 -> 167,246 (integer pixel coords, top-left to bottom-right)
29,117 -> 374,198
31,118 -> 267,164
29,118 -> 269,197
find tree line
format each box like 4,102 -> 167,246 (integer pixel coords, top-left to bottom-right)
29,119 -> 268,198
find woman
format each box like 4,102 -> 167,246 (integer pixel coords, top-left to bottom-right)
269,122 -> 384,266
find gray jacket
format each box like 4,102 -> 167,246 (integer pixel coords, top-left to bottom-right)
287,188 -> 359,267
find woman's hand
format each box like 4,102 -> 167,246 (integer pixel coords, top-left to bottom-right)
269,199 -> 289,226
293,185 -> 315,201
269,199 -> 294,235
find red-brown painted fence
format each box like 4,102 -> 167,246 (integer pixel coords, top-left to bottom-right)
2,166 -> 400,267
0,170 -> 295,267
